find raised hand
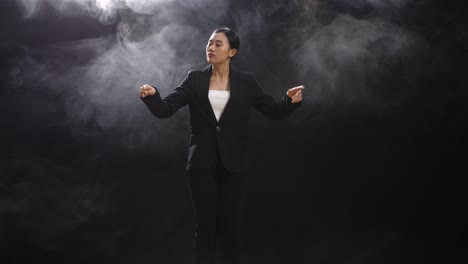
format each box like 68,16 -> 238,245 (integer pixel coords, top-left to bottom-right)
139,84 -> 156,98
287,85 -> 304,103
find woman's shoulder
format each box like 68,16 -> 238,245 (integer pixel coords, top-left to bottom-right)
186,69 -> 202,76
230,67 -> 257,80
182,65 -> 209,79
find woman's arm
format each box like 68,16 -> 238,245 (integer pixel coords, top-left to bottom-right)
140,71 -> 193,118
250,73 -> 303,120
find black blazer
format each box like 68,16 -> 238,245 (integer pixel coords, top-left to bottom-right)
142,65 -> 301,173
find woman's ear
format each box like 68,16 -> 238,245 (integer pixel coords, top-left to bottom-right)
229,49 -> 238,58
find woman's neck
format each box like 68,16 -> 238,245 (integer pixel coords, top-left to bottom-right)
211,62 -> 230,80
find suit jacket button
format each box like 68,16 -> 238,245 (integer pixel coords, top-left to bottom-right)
216,126 -> 221,131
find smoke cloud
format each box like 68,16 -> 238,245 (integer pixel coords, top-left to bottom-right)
4,0 -> 431,246
10,0 -> 427,142
3,0 -> 465,262
11,0 -> 231,149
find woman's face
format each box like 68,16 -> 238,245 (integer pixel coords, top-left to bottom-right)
206,32 -> 237,64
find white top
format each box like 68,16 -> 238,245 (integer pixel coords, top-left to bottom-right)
208,90 -> 230,121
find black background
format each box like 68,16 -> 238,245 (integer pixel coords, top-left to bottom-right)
1,0 -> 467,263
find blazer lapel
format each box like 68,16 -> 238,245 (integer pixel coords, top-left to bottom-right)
199,65 -> 218,123
199,64 -> 238,125
218,67 -> 237,125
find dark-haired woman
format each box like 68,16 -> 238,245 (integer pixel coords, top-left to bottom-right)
140,28 -> 303,264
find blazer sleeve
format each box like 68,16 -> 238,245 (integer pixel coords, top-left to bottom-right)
141,71 -> 192,118
250,73 -> 302,120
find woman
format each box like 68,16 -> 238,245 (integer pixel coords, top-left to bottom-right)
139,27 -> 303,264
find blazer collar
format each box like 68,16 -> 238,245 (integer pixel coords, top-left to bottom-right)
200,64 -> 239,77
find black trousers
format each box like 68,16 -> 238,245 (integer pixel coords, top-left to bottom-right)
188,153 -> 245,264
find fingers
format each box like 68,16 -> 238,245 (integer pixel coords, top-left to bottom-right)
139,85 -> 146,98
291,85 -> 304,91
139,84 -> 154,98
291,89 -> 302,103
140,84 -> 151,92
287,85 -> 305,98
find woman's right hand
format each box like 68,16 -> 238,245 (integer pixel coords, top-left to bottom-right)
140,84 -> 156,98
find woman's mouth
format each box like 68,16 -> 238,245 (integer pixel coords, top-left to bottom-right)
207,53 -> 215,57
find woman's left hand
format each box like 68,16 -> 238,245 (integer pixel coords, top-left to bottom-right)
287,85 -> 304,103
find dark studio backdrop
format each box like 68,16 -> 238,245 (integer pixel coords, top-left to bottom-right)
1,0 -> 467,263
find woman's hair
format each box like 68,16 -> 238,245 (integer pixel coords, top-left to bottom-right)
213,27 -> 240,59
